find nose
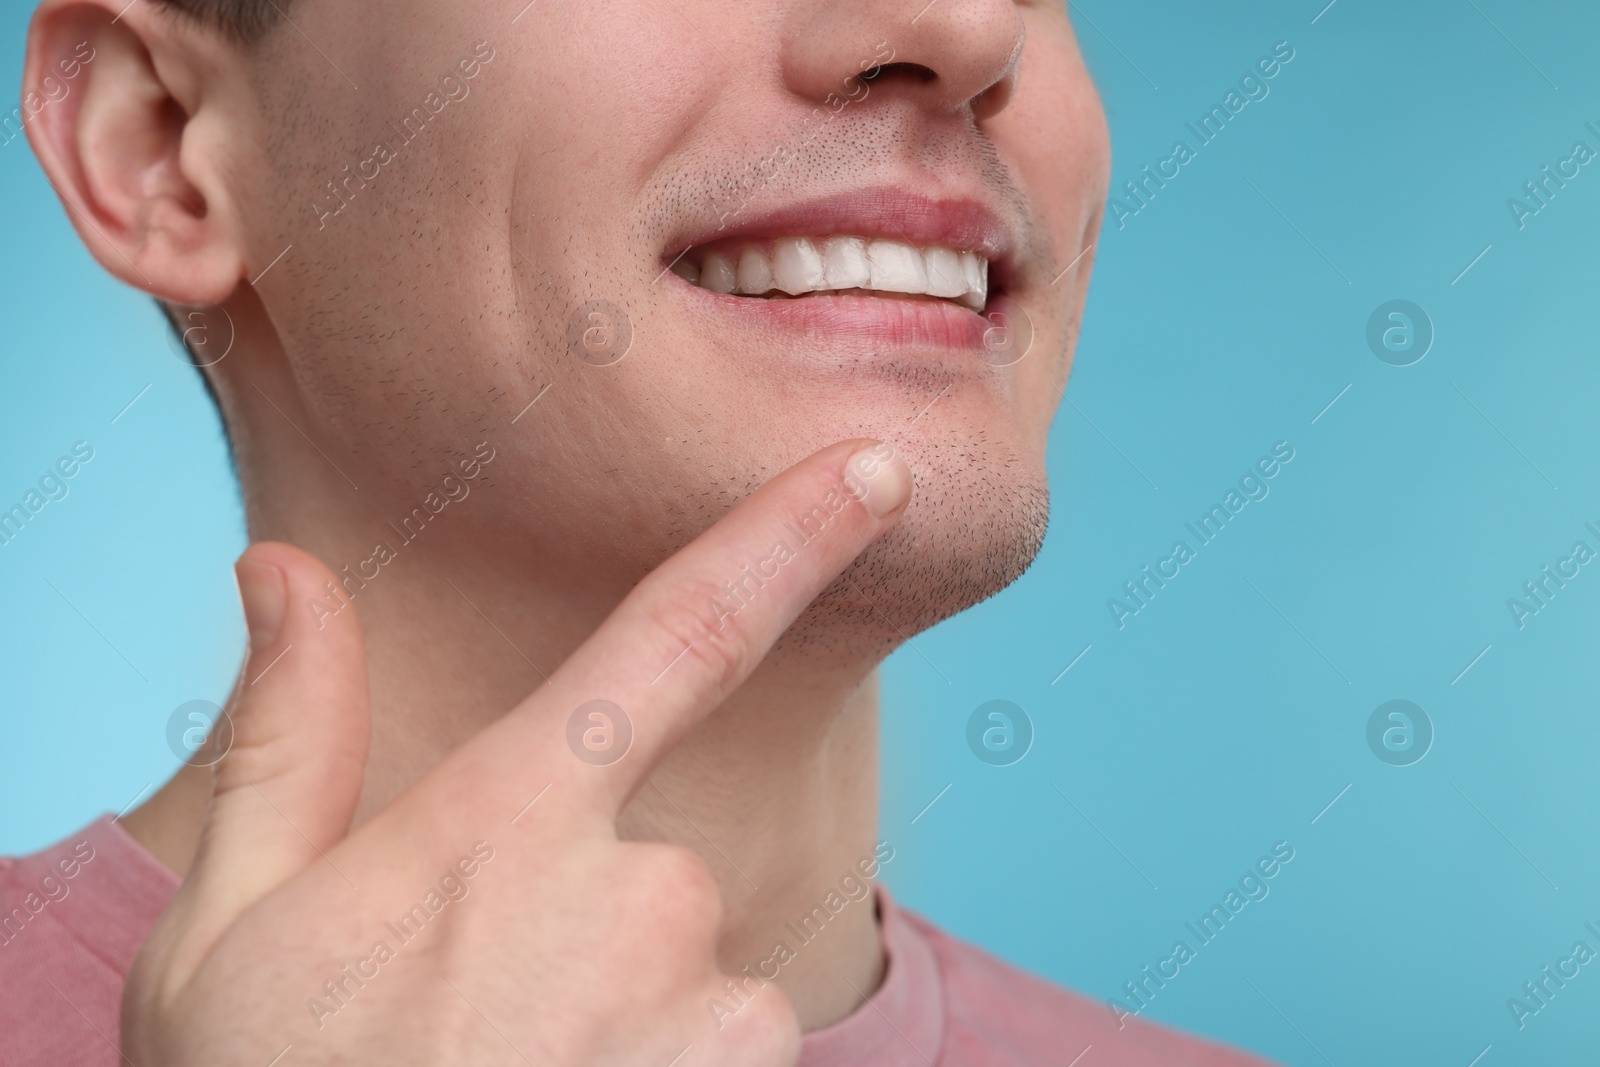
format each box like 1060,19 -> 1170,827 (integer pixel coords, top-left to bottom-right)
781,0 -> 1026,123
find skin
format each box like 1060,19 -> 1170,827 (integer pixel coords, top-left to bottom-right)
23,0 -> 1108,1054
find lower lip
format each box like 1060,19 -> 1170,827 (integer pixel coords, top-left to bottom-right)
672,276 -> 1011,352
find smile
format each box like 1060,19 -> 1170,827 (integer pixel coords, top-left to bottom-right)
669,235 -> 988,312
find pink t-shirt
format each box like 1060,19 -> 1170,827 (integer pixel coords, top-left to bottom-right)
1,816 -> 1278,1066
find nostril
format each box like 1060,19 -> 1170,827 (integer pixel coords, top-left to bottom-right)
859,61 -> 938,84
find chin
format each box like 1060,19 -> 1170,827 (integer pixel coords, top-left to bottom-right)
780,425 -> 1050,656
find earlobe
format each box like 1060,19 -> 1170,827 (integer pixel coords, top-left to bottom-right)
24,0 -> 246,306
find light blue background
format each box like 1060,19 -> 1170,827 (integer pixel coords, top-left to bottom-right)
4,2 -> 1598,1064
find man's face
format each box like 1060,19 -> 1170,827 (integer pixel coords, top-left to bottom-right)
231,0 -> 1108,636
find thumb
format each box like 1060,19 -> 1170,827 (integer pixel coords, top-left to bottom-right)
164,542 -> 371,972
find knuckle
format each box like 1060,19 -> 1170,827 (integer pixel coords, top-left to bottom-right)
714,984 -> 802,1066
643,581 -> 756,695
628,843 -> 724,930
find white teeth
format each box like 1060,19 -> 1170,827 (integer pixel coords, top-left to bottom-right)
923,247 -> 965,299
822,237 -> 870,290
867,239 -> 929,294
680,235 -> 988,309
700,249 -> 736,293
772,237 -> 826,295
959,251 -> 985,310
736,245 -> 773,295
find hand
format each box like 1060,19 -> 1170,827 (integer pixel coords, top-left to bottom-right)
121,439 -> 912,1066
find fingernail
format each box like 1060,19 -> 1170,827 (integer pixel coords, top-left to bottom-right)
235,559 -> 287,650
845,441 -> 913,519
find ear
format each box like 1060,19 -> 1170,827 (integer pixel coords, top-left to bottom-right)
23,0 -> 248,305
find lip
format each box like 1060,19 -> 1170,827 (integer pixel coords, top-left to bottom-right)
661,188 -> 1019,351
678,284 -> 1018,350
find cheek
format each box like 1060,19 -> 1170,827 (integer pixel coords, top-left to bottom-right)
990,16 -> 1107,430
999,20 -> 1111,244
1014,345 -> 1068,443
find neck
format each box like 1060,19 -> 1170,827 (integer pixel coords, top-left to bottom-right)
351,544 -> 889,1031
126,361 -> 889,1032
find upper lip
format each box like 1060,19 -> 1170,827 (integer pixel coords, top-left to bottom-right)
664,187 -> 1019,294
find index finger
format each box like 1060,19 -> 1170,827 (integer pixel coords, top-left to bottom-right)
464,438 -> 912,819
